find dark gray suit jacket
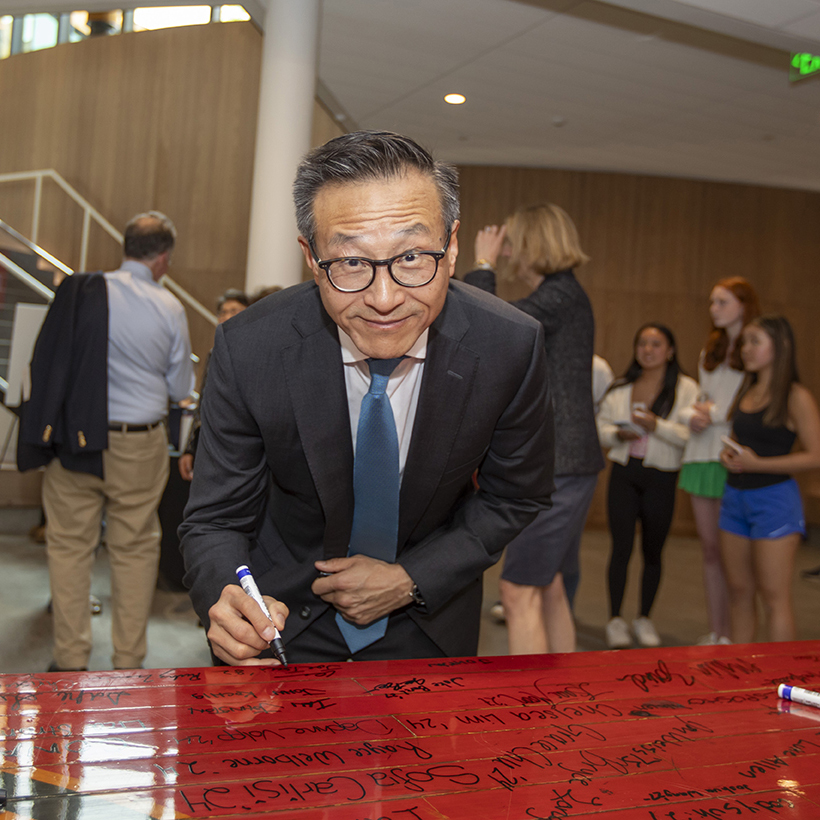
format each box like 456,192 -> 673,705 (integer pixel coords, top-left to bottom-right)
179,279 -> 554,657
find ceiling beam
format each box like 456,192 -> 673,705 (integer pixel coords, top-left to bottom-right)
596,0 -> 820,52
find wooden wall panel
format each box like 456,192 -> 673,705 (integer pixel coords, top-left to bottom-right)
0,24 -> 351,356
0,22 -> 263,360
456,165 -> 820,531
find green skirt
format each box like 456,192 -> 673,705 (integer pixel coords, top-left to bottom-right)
678,461 -> 728,498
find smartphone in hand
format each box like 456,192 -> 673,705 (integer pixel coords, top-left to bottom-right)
720,435 -> 744,455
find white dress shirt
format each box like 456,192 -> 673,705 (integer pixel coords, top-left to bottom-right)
339,328 -> 427,482
105,260 -> 195,424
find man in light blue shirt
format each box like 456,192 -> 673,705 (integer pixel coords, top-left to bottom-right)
43,211 -> 194,671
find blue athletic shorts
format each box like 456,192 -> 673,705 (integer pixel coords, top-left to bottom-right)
719,479 -> 806,540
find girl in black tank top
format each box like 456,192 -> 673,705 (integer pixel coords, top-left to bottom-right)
719,316 -> 820,645
727,407 -> 796,490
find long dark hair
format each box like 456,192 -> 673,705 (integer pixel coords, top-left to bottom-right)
703,277 -> 760,372
607,323 -> 684,419
729,315 -> 799,427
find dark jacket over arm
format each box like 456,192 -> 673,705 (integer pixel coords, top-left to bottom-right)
179,280 -> 554,657
17,273 -> 108,478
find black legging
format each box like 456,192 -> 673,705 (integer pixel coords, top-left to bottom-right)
607,457 -> 678,618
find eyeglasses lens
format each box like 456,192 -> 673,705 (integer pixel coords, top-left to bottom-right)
327,253 -> 439,292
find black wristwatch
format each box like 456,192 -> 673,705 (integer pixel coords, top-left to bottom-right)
410,583 -> 426,608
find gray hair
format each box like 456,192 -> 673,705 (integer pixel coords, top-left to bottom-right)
293,131 -> 459,245
123,211 -> 176,260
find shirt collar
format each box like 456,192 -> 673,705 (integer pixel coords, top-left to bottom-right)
338,327 -> 429,365
118,259 -> 156,283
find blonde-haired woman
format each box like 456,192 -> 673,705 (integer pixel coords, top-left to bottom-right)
465,203 -> 603,655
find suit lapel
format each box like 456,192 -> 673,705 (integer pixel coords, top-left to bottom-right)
398,289 -> 478,548
281,291 -> 354,559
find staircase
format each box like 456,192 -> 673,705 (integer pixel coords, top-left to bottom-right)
0,247 -> 51,384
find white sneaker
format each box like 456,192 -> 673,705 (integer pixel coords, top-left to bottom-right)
606,616 -> 632,649
698,632 -> 732,646
632,617 -> 661,647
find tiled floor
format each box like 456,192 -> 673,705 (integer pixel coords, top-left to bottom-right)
1,513 -> 818,674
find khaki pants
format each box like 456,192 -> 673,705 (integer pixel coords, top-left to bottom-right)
43,425 -> 170,669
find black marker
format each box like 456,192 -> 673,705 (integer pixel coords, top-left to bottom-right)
236,566 -> 288,666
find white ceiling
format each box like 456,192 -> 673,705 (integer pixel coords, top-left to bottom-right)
3,0 -> 820,191
316,0 -> 820,191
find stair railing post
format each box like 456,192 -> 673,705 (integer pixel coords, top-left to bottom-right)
79,208 -> 91,272
31,172 -> 42,246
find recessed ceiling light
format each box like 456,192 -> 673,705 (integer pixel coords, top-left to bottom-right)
444,93 -> 466,105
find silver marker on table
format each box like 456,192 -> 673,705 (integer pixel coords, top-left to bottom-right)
777,683 -> 820,709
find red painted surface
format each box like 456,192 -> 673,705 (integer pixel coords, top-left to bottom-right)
1,642 -> 819,818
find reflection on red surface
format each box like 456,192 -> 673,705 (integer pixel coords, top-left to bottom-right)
1,642 -> 819,818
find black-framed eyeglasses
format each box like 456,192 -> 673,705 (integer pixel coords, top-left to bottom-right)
309,228 -> 452,293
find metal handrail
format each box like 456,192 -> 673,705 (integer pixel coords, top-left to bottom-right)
0,250 -> 56,302
0,169 -> 217,325
0,217 -> 72,276
159,275 -> 218,326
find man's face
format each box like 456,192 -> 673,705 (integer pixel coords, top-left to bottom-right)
217,299 -> 246,324
299,171 -> 459,360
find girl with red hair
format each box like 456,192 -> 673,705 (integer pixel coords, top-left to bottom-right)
679,277 -> 760,645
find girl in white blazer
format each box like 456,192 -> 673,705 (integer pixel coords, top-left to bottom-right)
597,324 -> 699,649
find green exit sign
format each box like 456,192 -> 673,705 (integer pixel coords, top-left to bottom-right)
790,52 -> 820,82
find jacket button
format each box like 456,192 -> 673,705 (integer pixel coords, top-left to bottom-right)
300,606 -> 311,619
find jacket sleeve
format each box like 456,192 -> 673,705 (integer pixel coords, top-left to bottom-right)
596,387 -> 624,449
653,376 -> 699,448
464,269 -> 563,333
178,326 -> 271,622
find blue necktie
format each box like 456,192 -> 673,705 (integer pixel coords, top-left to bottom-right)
336,357 -> 403,653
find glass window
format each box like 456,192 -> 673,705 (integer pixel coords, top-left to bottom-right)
133,6 -> 211,31
219,6 -> 251,23
69,11 -> 90,37
22,13 -> 59,53
87,11 -> 123,37
0,16 -> 12,60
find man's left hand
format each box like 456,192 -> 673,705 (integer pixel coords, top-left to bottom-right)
312,556 -> 414,625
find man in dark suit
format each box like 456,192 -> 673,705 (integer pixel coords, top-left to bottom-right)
180,131 -> 554,664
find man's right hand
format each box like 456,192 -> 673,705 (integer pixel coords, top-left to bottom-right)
207,584 -> 289,666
